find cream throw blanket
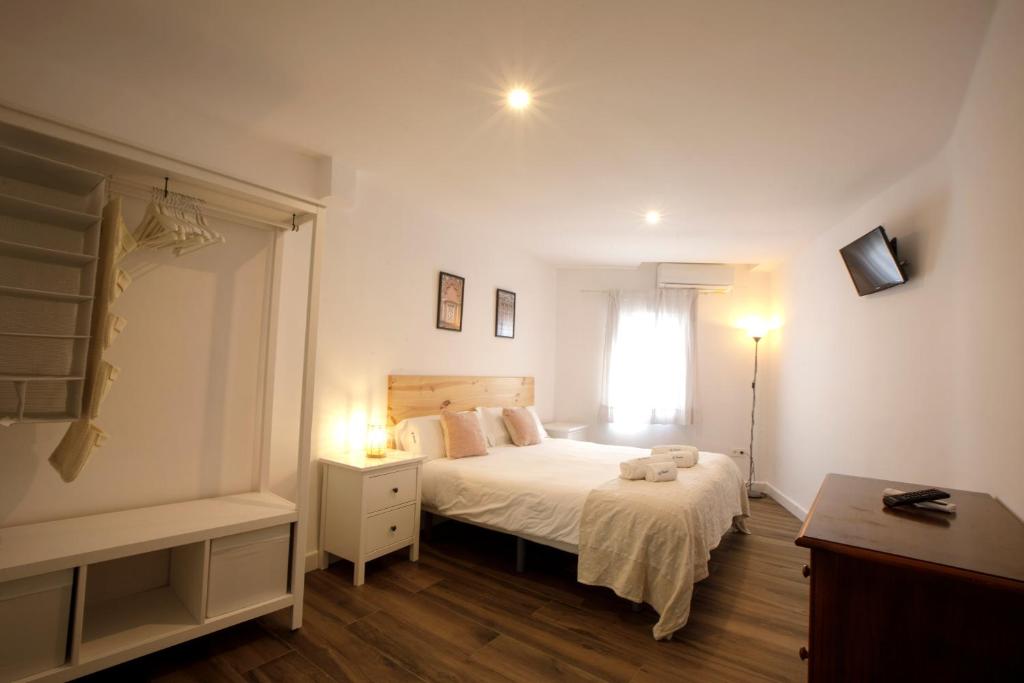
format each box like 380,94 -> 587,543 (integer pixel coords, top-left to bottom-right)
577,451 -> 750,640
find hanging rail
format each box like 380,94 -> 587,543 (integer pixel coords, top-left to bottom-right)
107,176 -> 315,232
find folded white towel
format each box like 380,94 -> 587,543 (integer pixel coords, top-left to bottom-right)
671,450 -> 699,468
620,456 -> 653,480
651,444 -> 699,468
652,444 -> 697,455
620,447 -> 701,479
645,462 -> 678,482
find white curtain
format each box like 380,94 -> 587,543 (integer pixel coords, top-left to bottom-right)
600,288 -> 696,425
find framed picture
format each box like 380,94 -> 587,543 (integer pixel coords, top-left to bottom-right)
495,288 -> 516,338
437,271 -> 465,331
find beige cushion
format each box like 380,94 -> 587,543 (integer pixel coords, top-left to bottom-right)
440,410 -> 489,459
503,407 -> 543,446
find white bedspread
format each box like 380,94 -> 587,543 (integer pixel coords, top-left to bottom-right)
421,438 -> 749,639
577,453 -> 749,639
422,438 -> 628,546
422,438 -> 746,545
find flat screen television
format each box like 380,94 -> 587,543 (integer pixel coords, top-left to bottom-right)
839,226 -> 907,296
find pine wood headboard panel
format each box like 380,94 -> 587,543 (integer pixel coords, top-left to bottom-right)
387,375 -> 535,426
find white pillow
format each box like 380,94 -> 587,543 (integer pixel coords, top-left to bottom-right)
393,415 -> 446,459
475,406 -> 513,446
527,406 -> 549,439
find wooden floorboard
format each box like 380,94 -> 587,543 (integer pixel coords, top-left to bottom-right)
82,496 -> 808,682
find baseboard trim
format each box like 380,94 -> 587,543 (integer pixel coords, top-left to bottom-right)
756,480 -> 807,521
304,549 -> 320,573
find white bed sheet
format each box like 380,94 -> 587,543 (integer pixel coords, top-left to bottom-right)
421,438 -> 734,547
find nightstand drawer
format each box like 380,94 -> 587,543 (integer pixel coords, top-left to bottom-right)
366,467 -> 417,513
365,504 -> 415,553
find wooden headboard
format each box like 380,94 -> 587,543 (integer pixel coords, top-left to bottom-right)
387,375 -> 535,425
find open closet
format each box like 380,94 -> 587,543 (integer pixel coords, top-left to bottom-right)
0,105 -> 324,683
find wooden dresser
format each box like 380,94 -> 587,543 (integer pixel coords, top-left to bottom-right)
795,474 -> 1024,681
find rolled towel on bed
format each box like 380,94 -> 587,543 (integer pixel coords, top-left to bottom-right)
620,457 -> 653,480
671,450 -> 699,468
620,456 -> 686,480
645,462 -> 678,482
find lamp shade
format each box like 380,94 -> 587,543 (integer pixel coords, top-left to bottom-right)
366,424 -> 387,457
741,317 -> 771,340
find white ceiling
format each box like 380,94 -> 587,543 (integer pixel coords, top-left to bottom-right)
0,0 -> 995,266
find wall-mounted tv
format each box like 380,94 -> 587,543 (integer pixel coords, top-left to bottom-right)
839,226 -> 907,296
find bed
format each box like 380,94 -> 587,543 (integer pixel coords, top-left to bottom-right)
388,374 -> 750,639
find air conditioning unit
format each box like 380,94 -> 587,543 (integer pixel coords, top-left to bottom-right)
656,263 -> 734,292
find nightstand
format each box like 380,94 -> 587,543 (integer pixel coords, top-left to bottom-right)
544,422 -> 588,440
318,449 -> 426,585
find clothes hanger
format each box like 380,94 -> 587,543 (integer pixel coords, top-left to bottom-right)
132,178 -> 225,256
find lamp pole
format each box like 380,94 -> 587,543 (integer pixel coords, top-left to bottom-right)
748,335 -> 765,499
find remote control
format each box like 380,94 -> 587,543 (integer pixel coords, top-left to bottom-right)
883,488 -> 950,508
883,488 -> 957,513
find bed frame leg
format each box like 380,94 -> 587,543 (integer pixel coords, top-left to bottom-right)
421,511 -> 433,542
515,537 -> 526,573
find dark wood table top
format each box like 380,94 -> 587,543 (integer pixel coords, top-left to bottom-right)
796,473 -> 1024,586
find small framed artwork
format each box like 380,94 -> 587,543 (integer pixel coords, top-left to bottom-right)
495,288 -> 516,338
437,271 -> 465,331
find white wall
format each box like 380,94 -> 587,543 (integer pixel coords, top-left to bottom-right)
553,265 -> 772,467
304,171 -> 558,550
315,173 -> 558,453
765,0 -> 1024,518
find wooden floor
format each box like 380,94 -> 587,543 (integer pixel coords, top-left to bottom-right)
83,497 -> 809,682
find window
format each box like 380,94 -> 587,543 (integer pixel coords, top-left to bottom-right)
600,288 -> 696,425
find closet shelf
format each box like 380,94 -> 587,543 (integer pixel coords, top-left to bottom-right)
79,587 -> 197,664
0,144 -> 105,195
0,283 -> 93,303
0,238 -> 98,266
0,374 -> 84,382
0,192 -> 100,231
4,414 -> 79,424
0,331 -> 90,340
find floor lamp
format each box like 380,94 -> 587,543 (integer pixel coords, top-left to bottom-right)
746,328 -> 766,499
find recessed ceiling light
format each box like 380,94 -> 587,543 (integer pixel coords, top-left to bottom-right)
506,88 -> 531,110
645,210 -> 662,225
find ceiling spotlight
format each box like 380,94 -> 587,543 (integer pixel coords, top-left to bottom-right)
645,210 -> 662,225
506,88 -> 531,110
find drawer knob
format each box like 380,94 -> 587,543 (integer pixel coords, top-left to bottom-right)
392,487 -> 399,493
799,646 -> 809,661
802,564 -> 810,578
389,525 -> 397,532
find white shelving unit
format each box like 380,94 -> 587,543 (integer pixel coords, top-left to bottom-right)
0,105 -> 325,682
0,492 -> 298,681
0,240 -> 97,266
0,143 -> 105,424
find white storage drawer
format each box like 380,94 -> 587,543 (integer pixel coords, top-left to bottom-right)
0,569 -> 73,681
365,467 -> 417,514
206,524 -> 290,618
364,504 -> 416,554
